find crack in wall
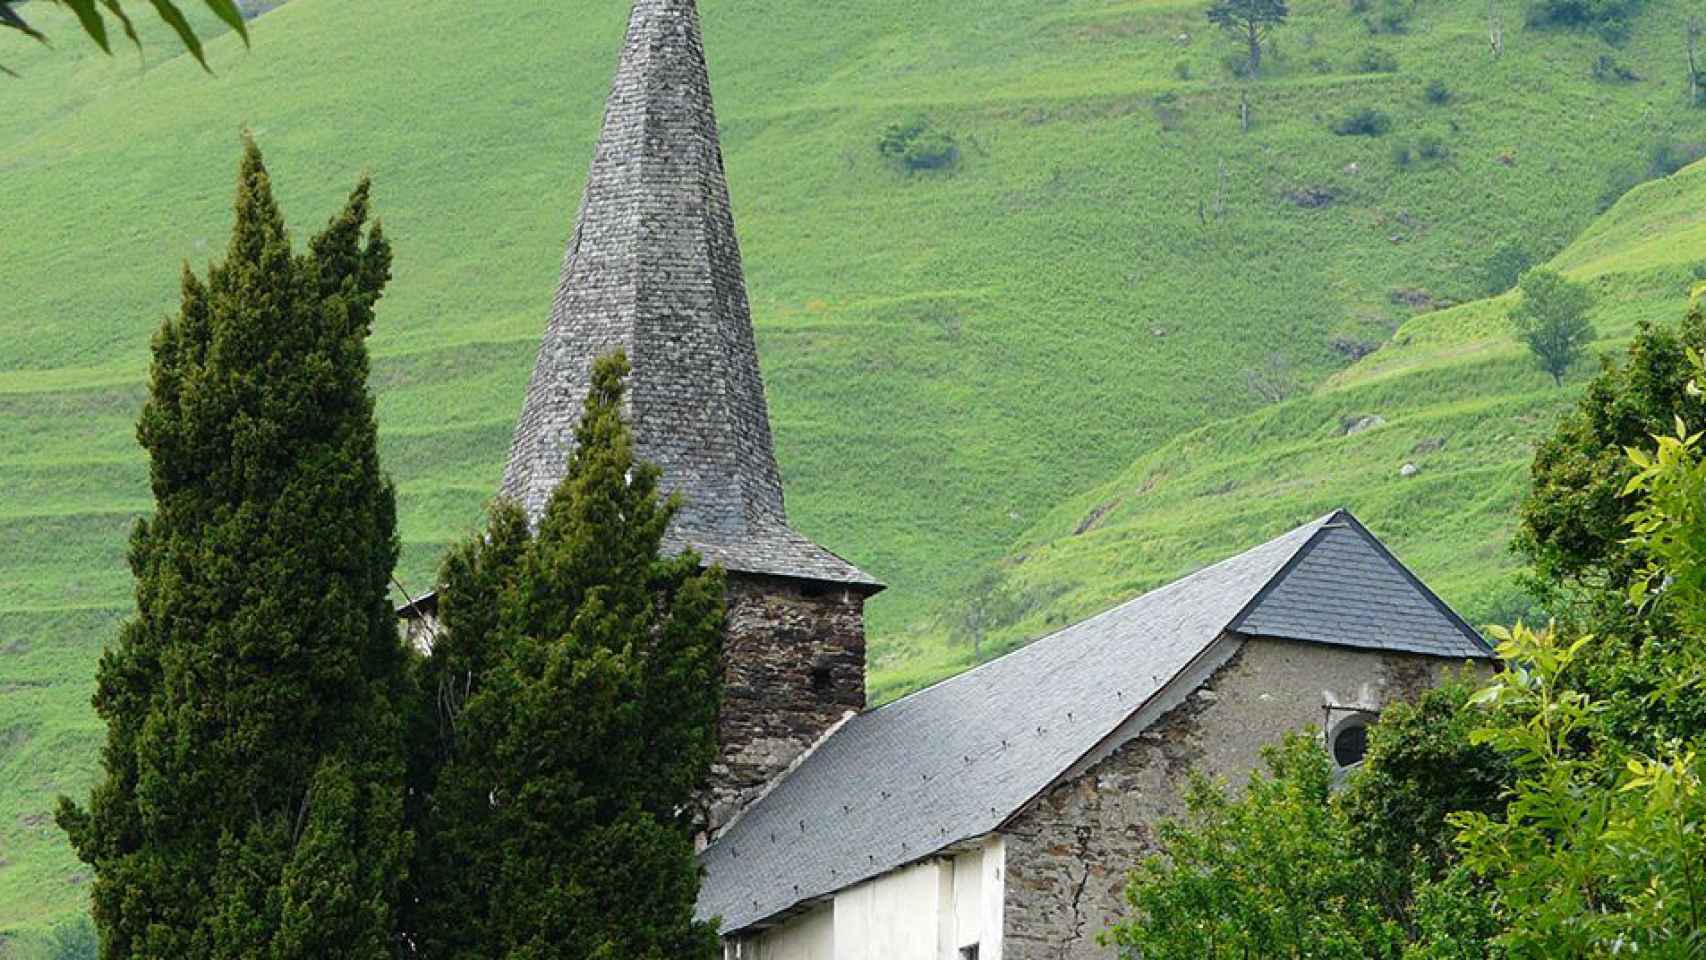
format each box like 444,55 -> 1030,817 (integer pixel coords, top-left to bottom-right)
1058,826 -> 1094,959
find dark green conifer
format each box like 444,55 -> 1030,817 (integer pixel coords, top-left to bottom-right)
56,136 -> 410,959
404,352 -> 724,960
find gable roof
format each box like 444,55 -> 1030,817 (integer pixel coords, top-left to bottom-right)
499,0 -> 879,591
696,509 -> 1491,933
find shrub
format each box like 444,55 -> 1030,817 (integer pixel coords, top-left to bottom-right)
1310,55 -> 1334,73
1591,53 -> 1640,81
1417,132 -> 1450,161
1332,107 -> 1393,136
1598,139 -> 1706,210
877,116 -> 960,172
1364,0 -> 1416,33
1152,92 -> 1185,131
1523,0 -> 1647,37
1352,45 -> 1400,72
1393,141 -> 1413,167
1174,58 -> 1193,80
1425,78 -> 1452,104
1481,242 -> 1534,296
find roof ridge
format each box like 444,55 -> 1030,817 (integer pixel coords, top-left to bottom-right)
866,512 -> 1336,715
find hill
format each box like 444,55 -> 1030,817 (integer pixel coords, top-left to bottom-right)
877,158 -> 1706,700
4,0 -> 1706,943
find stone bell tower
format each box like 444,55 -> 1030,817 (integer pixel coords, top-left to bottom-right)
497,0 -> 883,833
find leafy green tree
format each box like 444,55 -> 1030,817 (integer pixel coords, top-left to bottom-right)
1206,0 -> 1288,78
1516,296 -> 1706,593
54,136 -> 410,959
403,352 -> 725,960
1108,734 -> 1408,959
1,0 -> 247,75
1511,269 -> 1596,387
1340,678 -> 1515,889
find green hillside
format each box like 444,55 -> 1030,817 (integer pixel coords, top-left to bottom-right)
879,159 -> 1706,700
3,0 -> 1706,942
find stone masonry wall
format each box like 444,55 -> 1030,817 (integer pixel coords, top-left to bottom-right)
999,636 -> 1466,960
707,572 -> 867,834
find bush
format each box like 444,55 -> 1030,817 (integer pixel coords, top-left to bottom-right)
1174,58 -> 1193,80
1364,0 -> 1416,33
1332,107 -> 1393,136
1152,92 -> 1184,131
1393,141 -> 1413,167
1598,140 -> 1706,211
877,116 -> 960,173
1352,45 -> 1400,72
1523,0 -> 1647,37
1425,78 -> 1452,104
1481,242 -> 1534,297
1309,55 -> 1334,73
1417,132 -> 1450,161
1591,53 -> 1640,81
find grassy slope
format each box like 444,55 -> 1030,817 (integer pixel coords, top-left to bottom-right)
2,0 -> 1705,939
882,160 -> 1706,700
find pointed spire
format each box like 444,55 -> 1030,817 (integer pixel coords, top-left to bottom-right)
502,0 -> 879,591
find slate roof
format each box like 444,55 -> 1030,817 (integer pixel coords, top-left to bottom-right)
696,510 -> 1492,933
499,0 -> 879,591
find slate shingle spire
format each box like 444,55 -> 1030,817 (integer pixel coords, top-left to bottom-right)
502,0 -> 879,591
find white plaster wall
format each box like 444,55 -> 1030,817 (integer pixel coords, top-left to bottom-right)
728,840 -> 1005,960
732,903 -> 835,960
835,859 -> 943,960
979,835 -> 1006,960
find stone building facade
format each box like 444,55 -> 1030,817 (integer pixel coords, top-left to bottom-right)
999,638 -> 1463,959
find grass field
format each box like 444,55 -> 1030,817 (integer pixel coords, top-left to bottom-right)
4,0 -> 1706,943
874,160 -> 1706,700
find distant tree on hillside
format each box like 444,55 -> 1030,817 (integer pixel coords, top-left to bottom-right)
402,353 -> 724,960
1206,0 -> 1288,79
0,0 -> 247,75
1511,268 -> 1595,386
55,136 -> 411,958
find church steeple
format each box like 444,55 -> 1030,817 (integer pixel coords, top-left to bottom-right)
502,0 -> 879,593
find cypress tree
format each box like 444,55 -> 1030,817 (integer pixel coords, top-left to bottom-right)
404,352 -> 724,960
56,136 -> 411,959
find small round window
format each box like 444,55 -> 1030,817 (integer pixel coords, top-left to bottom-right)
1330,716 -> 1370,768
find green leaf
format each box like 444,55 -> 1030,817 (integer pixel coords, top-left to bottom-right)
201,0 -> 249,47
146,0 -> 208,70
62,0 -> 112,53
98,0 -> 141,54
0,1 -> 45,42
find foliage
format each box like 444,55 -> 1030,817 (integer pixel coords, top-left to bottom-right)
1453,621 -> 1706,955
0,0 -> 246,74
1482,242 -> 1534,296
1522,0 -> 1648,36
1425,78 -> 1453,103
1510,269 -> 1595,386
1340,679 -> 1515,885
1206,0 -> 1289,78
1365,0 -> 1419,33
877,116 -> 959,172
1516,295 -> 1706,589
1333,106 -> 1394,135
1592,52 -> 1641,80
1354,44 -> 1402,71
402,352 -> 724,960
51,137 -> 410,958
1108,734 -> 1407,959
44,916 -> 95,960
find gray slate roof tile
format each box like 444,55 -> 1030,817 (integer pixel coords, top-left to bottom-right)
697,510 -> 1491,933
500,0 -> 878,591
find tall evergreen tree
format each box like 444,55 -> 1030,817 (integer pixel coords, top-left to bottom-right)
404,352 -> 725,960
56,136 -> 411,959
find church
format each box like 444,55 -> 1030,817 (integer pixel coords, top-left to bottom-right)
401,1 -> 1494,957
